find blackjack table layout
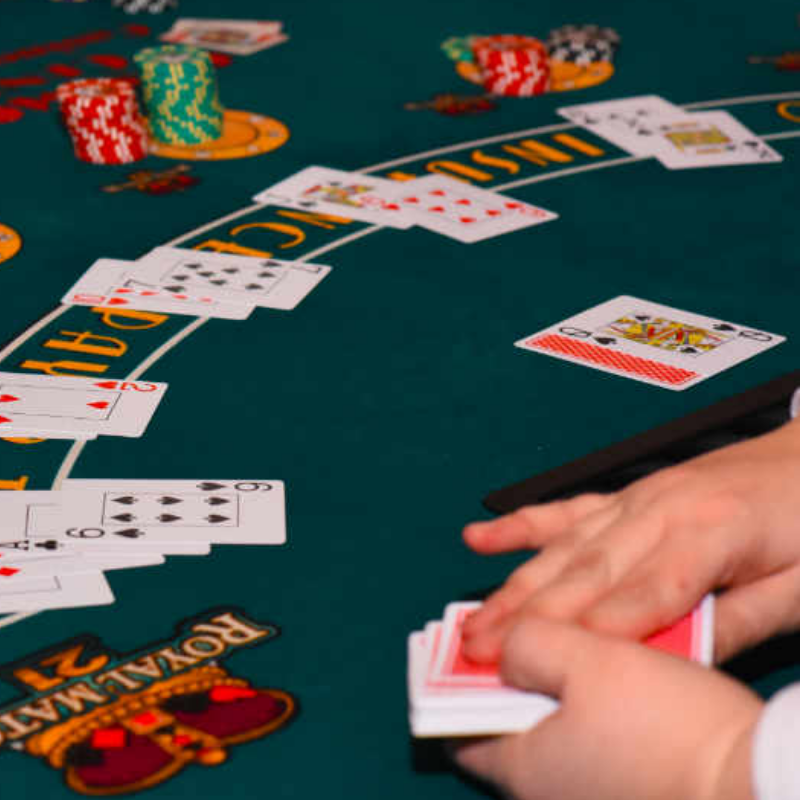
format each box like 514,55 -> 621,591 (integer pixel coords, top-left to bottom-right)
1,0 -> 800,797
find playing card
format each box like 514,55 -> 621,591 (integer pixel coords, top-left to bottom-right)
253,166 -> 415,229
393,175 -> 558,243
0,373 -> 168,437
557,95 -> 681,155
134,248 -> 330,309
630,110 -> 783,169
56,479 -> 286,546
62,258 -> 255,320
515,296 -> 785,390
5,495 -> 212,556
161,19 -> 287,55
408,596 -> 715,737
0,431 -> 97,440
0,551 -> 163,583
0,572 -> 113,612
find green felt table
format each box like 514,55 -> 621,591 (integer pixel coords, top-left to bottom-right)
0,0 -> 799,797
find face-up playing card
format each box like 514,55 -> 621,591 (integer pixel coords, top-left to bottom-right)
557,95 -> 681,156
0,551 -> 163,585
393,175 -> 558,243
55,479 -> 286,546
629,110 -> 783,169
253,166 -> 415,229
134,248 -> 330,309
515,296 -> 786,390
1,494 -> 212,556
62,259 -> 255,320
0,572 -> 113,612
0,373 -> 168,436
161,19 -> 287,55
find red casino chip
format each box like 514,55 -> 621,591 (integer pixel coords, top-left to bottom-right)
56,78 -> 148,164
472,35 -> 550,97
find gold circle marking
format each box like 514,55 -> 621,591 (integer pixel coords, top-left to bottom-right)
148,110 -> 290,161
777,101 -> 800,124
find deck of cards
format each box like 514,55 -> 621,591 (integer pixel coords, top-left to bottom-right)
160,18 -> 288,56
558,95 -> 783,169
408,597 -> 714,737
254,166 -> 558,243
0,480 -> 285,613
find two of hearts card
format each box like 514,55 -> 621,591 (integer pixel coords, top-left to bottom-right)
408,597 -> 714,737
0,374 -> 168,439
0,480 -> 284,613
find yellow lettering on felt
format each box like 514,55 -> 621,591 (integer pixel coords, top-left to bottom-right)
230,221 -> 307,249
470,150 -> 521,174
425,161 -> 493,182
91,307 -> 168,331
18,358 -> 108,376
14,645 -> 109,692
44,330 -> 128,358
0,476 -> 29,489
552,133 -> 605,157
193,238 -> 272,258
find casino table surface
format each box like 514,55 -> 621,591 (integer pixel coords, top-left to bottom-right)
1,0 -> 800,797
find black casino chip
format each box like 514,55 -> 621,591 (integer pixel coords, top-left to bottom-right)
546,24 -> 621,64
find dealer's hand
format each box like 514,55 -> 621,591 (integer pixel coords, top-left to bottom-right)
452,616 -> 762,800
462,416 -> 800,664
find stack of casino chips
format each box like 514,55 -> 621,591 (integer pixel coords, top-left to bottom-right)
134,44 -> 224,146
56,78 -> 148,165
546,25 -> 621,65
472,35 -> 550,97
111,0 -> 178,13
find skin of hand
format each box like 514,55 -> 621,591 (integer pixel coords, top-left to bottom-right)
451,616 -> 763,800
461,416 -> 800,664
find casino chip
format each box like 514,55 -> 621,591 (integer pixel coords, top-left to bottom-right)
134,44 -> 224,146
111,0 -> 178,12
472,35 -> 550,97
56,78 -> 148,165
546,24 -> 621,64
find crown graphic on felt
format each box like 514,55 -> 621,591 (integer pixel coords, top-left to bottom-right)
25,666 -> 295,797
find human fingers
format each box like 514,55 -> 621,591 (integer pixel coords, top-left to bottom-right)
462,506 -> 622,662
578,520 -> 745,640
714,563 -> 800,661
463,494 -> 615,555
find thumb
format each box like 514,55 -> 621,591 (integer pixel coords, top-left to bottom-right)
501,615 -> 602,698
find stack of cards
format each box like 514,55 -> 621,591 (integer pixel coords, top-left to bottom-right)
0,479 -> 285,613
558,95 -> 782,169
62,249 -> 331,320
514,295 -> 785,390
0,373 -> 168,440
254,166 -> 558,243
408,597 -> 714,737
160,18 -> 288,56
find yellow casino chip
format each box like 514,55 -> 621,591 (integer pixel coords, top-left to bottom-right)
549,60 -> 614,91
147,110 -> 289,161
0,223 -> 21,265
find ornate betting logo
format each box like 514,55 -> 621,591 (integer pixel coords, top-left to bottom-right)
0,609 -> 296,796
